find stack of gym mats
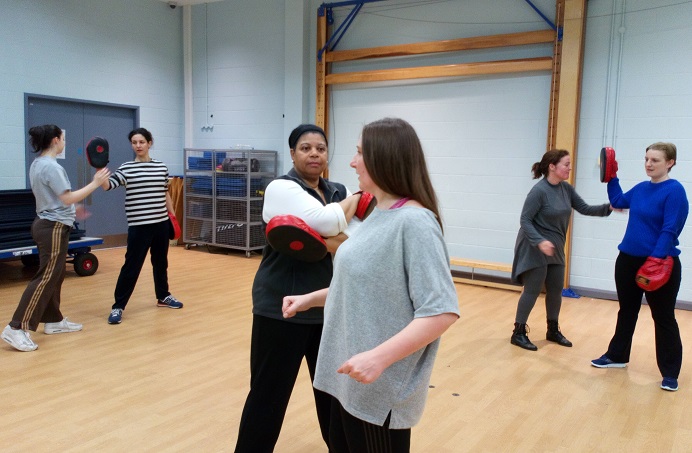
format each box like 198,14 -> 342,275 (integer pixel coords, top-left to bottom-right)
0,189 -> 86,250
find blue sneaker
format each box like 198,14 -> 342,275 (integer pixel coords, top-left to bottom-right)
661,377 -> 679,392
108,309 -> 123,324
591,354 -> 627,368
157,295 -> 183,309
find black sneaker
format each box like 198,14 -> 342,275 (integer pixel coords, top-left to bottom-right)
590,354 -> 626,368
661,377 -> 678,391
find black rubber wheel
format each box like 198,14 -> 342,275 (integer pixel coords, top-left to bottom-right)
74,253 -> 99,276
20,254 -> 40,267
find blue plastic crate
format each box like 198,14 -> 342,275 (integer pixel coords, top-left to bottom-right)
190,175 -> 262,197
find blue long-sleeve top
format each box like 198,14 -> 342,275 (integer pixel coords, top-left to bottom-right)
607,177 -> 688,258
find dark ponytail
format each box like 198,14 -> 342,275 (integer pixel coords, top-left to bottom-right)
28,124 -> 62,153
531,149 -> 569,179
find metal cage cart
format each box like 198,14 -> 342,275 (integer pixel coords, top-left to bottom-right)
183,148 -> 277,257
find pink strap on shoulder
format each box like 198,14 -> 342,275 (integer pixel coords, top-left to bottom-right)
389,197 -> 411,210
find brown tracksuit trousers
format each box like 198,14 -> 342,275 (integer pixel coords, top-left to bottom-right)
10,218 -> 70,331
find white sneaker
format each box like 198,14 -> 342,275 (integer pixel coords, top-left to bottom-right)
44,317 -> 83,335
2,325 -> 38,351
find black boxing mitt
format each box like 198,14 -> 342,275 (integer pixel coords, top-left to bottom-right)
86,137 -> 109,169
600,147 -> 618,183
266,214 -> 328,262
635,256 -> 673,291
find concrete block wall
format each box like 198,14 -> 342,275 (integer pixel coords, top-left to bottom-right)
1,0 -> 690,301
0,0 -> 184,181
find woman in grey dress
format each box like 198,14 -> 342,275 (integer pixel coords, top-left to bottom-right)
510,149 -> 612,351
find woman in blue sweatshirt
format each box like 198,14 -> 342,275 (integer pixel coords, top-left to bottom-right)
591,142 -> 688,392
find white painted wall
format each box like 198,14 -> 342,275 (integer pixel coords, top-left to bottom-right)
304,0 -> 692,302
0,0 -> 184,183
188,1 -> 285,157
0,0 -> 690,301
573,0 -> 692,298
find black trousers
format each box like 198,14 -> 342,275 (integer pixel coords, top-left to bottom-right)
606,252 -> 683,378
10,219 -> 69,331
113,221 -> 170,310
329,397 -> 411,453
234,315 -> 332,453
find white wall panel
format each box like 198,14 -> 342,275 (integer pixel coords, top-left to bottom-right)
314,0 -> 691,301
0,0 -> 184,183
1,0 -> 690,300
188,0 -> 286,162
574,0 -> 692,300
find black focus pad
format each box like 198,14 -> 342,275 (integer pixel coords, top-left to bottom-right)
86,137 -> 109,169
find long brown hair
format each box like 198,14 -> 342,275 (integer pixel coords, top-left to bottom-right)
361,117 -> 443,230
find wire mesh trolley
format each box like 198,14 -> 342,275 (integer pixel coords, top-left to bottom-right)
183,148 -> 277,257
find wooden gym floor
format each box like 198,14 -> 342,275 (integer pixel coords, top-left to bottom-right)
1,246 -> 691,452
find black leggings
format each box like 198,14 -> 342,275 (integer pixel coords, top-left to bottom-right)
329,397 -> 411,453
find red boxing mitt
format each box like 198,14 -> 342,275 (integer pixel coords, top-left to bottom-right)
168,212 -> 181,240
266,214 -> 327,262
354,191 -> 377,220
635,256 -> 673,291
600,147 -> 618,183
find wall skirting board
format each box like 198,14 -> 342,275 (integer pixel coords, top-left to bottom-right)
570,286 -> 692,311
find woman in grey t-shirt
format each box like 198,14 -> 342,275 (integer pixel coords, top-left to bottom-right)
2,124 -> 110,352
283,118 -> 459,452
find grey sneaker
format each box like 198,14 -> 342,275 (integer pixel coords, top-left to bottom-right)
2,325 -> 38,352
44,317 -> 83,334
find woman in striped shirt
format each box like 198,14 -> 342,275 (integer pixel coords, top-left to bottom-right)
101,127 -> 183,325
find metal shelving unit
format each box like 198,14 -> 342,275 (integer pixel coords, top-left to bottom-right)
183,148 -> 277,257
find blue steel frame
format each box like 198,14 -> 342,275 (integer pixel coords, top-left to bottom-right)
317,0 -> 561,62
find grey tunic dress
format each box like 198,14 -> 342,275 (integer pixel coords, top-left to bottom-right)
511,178 -> 611,284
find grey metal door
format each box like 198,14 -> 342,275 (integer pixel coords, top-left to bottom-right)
25,96 -> 136,239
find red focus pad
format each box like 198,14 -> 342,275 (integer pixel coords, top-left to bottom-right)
168,211 -> 181,240
86,136 -> 110,169
266,215 -> 328,262
355,191 -> 377,219
600,147 -> 618,183
635,256 -> 673,291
